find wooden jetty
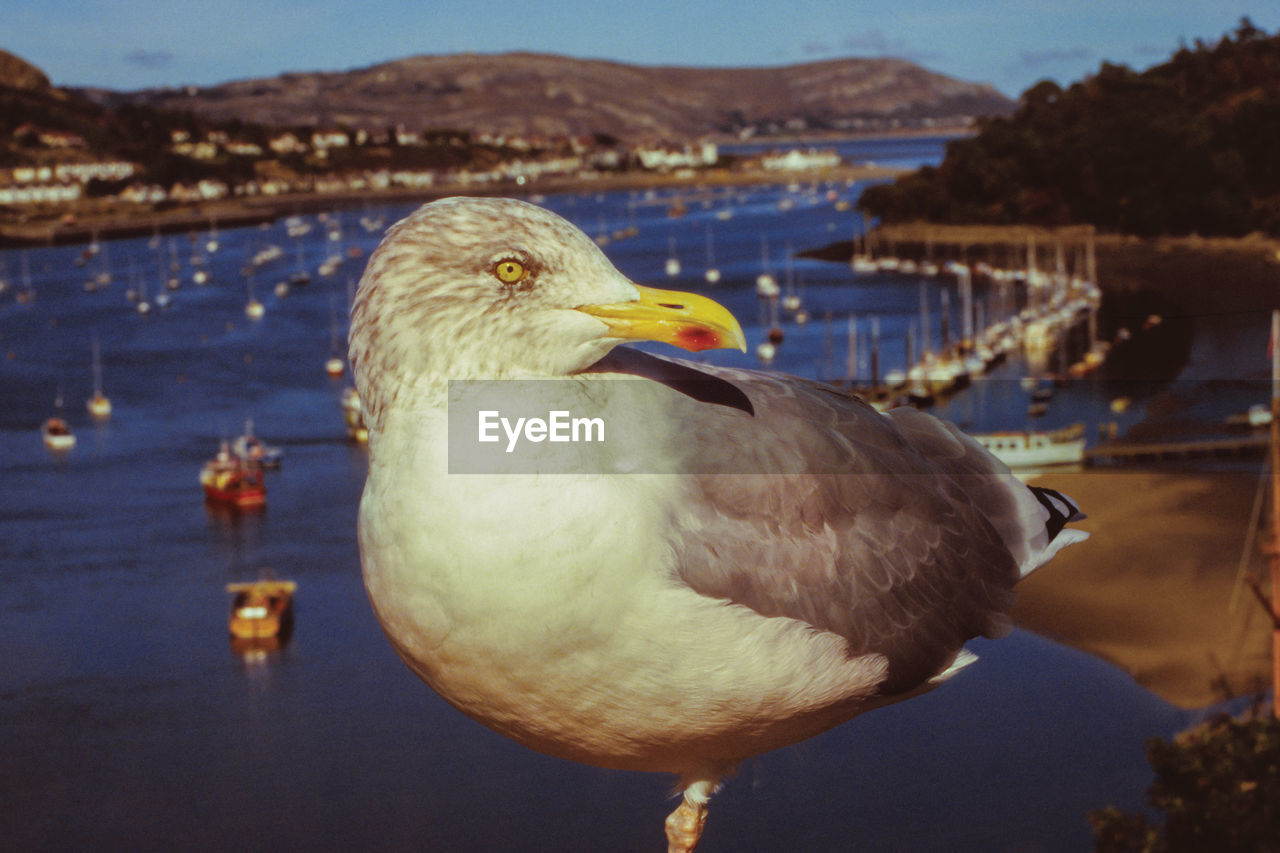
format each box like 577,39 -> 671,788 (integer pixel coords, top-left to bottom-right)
1085,433 -> 1269,465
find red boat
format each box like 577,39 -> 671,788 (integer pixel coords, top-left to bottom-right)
200,441 -> 266,508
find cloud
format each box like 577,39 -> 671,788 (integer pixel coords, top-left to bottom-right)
1018,47 -> 1093,68
803,41 -> 833,56
842,30 -> 901,54
124,49 -> 175,69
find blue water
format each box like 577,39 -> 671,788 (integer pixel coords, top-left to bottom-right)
721,134 -> 964,171
0,138 -> 1268,851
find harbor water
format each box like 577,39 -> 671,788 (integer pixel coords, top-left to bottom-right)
1,137 -> 1273,851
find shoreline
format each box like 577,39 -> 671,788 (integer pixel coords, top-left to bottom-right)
806,222 -> 1280,316
1013,468 -> 1274,709
0,162 -> 905,249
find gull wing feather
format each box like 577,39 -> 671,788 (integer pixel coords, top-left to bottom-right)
588,349 -> 1075,696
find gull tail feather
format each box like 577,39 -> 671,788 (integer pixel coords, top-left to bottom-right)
1023,485 -> 1089,576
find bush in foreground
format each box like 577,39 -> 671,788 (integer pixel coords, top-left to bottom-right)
1092,710 -> 1280,852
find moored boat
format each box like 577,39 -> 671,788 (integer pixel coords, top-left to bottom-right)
225,578 -> 296,640
232,420 -> 283,469
200,441 -> 266,507
41,416 -> 76,451
86,393 -> 112,420
341,387 -> 368,443
1227,404 -> 1273,428
87,335 -> 111,419
970,423 -> 1086,469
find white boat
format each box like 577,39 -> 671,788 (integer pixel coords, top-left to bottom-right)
780,247 -> 802,312
755,273 -> 779,299
970,424 -> 1086,469
341,387 -> 368,443
245,271 -> 264,319
41,416 -> 76,451
326,294 -> 346,377
1227,404 -> 1273,428
42,389 -> 76,450
86,335 -> 111,419
252,245 -> 283,267
703,225 -> 720,283
232,419 -> 283,469
664,236 -> 680,277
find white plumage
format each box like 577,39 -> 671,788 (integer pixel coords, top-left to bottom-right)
349,196 -> 1087,851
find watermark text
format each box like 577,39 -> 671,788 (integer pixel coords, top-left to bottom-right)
478,410 -> 605,453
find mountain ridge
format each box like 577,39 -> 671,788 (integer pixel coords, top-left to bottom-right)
84,51 -> 1013,142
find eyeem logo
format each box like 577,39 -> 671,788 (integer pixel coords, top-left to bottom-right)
478,410 -> 605,453
448,379 -> 625,474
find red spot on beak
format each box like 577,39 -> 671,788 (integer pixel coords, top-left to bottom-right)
676,326 -> 719,352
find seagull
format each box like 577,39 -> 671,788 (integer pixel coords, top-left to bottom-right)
349,196 -> 1087,852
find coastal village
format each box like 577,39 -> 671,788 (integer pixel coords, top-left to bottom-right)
0,125 -> 850,213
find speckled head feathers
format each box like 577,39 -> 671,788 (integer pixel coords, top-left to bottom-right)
348,196 -> 640,428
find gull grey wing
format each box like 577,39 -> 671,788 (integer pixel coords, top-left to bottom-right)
636,358 -> 1029,696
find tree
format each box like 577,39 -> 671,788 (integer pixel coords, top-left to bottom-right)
1092,712 -> 1280,852
858,22 -> 1280,237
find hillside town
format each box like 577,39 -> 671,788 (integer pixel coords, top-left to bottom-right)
0,121 -> 856,220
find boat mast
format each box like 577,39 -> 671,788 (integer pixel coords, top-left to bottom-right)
1252,309 -> 1280,719
1269,309 -> 1280,717
91,334 -> 104,396
845,314 -> 857,384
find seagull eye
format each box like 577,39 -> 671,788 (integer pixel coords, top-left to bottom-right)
493,259 -> 527,284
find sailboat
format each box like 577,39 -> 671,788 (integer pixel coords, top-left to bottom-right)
755,237 -> 779,298
289,239 -> 312,287
703,225 -> 720,283
15,252 -> 35,304
135,265 -> 152,314
41,389 -> 76,451
850,220 -> 878,273
205,218 -> 220,254
664,236 -> 680,277
86,335 -> 112,419
765,295 -> 784,346
84,241 -> 111,292
153,261 -> 172,308
325,293 -> 346,378
341,386 -> 369,443
245,269 -> 265,320
781,245 -> 803,313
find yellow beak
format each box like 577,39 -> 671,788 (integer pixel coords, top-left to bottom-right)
577,284 -> 747,353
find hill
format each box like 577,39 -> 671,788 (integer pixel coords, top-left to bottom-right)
84,52 -> 1013,141
0,48 -> 50,91
858,19 -> 1280,237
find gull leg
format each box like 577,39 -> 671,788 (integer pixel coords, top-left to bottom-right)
664,794 -> 708,853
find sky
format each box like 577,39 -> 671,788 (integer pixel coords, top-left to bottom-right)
5,1 -> 1278,99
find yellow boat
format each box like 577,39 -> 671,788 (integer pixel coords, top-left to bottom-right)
225,579 -> 296,640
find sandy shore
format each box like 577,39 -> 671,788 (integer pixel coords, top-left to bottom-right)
1011,468 -> 1275,709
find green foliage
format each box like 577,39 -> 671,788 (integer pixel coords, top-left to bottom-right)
859,19 -> 1280,237
1091,712 -> 1280,852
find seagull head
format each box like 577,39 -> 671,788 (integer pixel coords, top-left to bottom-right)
349,196 -> 745,422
